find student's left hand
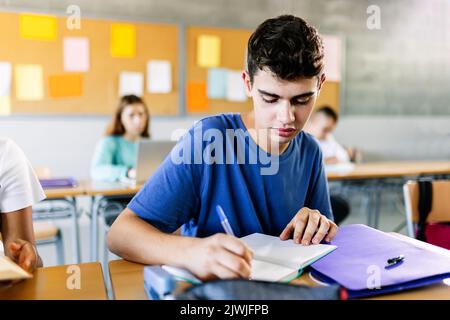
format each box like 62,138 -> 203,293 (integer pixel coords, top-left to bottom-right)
279,207 -> 338,245
324,156 -> 339,165
7,239 -> 41,273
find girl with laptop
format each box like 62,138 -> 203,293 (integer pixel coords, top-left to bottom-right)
91,95 -> 151,182
90,95 -> 151,228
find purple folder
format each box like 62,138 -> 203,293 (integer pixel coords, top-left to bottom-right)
310,224 -> 450,298
39,177 -> 78,189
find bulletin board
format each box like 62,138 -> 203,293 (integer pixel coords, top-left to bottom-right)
315,81 -> 340,113
186,26 -> 253,114
186,25 -> 342,115
0,11 -> 179,115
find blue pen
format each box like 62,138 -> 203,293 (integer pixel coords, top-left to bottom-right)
216,205 -> 235,236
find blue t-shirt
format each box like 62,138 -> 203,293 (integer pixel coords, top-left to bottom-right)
128,113 -> 333,238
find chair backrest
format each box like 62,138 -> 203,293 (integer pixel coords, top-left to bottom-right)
404,180 -> 450,224
0,222 -> 58,242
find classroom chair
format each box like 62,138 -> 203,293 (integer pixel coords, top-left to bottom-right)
0,221 -> 64,265
403,180 -> 450,242
33,221 -> 65,265
33,198 -> 77,264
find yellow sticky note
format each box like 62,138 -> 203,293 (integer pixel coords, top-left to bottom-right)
111,23 -> 136,58
197,35 -> 221,68
15,65 -> 44,101
20,13 -> 57,41
0,96 -> 11,115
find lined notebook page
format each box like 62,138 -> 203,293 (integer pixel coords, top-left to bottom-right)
162,261 -> 296,283
250,259 -> 297,281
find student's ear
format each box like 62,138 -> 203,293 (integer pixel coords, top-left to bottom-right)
242,71 -> 253,97
318,73 -> 326,91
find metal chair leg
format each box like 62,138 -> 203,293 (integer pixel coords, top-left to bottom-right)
373,189 -> 382,229
103,227 -> 110,276
55,229 -> 65,265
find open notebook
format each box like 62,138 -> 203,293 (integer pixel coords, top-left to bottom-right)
0,256 -> 33,281
240,233 -> 337,281
161,233 -> 336,283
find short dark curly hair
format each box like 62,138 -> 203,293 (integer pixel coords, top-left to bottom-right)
246,15 -> 325,83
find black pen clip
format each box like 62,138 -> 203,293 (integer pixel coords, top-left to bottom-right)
385,255 -> 405,269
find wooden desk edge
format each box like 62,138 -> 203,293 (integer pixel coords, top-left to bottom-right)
108,259 -> 450,300
0,262 -> 108,300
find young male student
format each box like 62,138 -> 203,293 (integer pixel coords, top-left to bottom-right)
108,15 -> 338,281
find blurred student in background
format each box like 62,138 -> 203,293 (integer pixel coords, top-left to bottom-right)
90,95 -> 150,227
91,95 -> 150,182
305,105 -> 361,164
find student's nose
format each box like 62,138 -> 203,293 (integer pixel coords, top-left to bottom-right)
132,115 -> 143,125
277,101 -> 295,125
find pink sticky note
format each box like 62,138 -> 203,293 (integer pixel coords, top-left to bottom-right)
322,35 -> 341,82
63,37 -> 90,72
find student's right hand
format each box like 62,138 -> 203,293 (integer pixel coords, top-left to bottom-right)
7,239 -> 41,273
127,168 -> 136,179
184,233 -> 253,281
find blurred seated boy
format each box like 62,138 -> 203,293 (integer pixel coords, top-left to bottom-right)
305,105 -> 361,164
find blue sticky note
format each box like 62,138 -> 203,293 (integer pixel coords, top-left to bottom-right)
207,68 -> 227,99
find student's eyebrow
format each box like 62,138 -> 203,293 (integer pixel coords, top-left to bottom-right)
258,89 -> 316,100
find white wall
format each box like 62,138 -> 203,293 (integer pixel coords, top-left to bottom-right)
335,116 -> 450,161
1,115 -> 449,180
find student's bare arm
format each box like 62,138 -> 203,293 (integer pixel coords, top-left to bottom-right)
107,208 -> 192,265
1,207 -> 43,271
108,208 -> 253,280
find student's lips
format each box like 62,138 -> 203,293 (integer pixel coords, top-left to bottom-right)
276,128 -> 296,137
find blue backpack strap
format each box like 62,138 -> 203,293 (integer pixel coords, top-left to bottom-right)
417,179 -> 433,241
